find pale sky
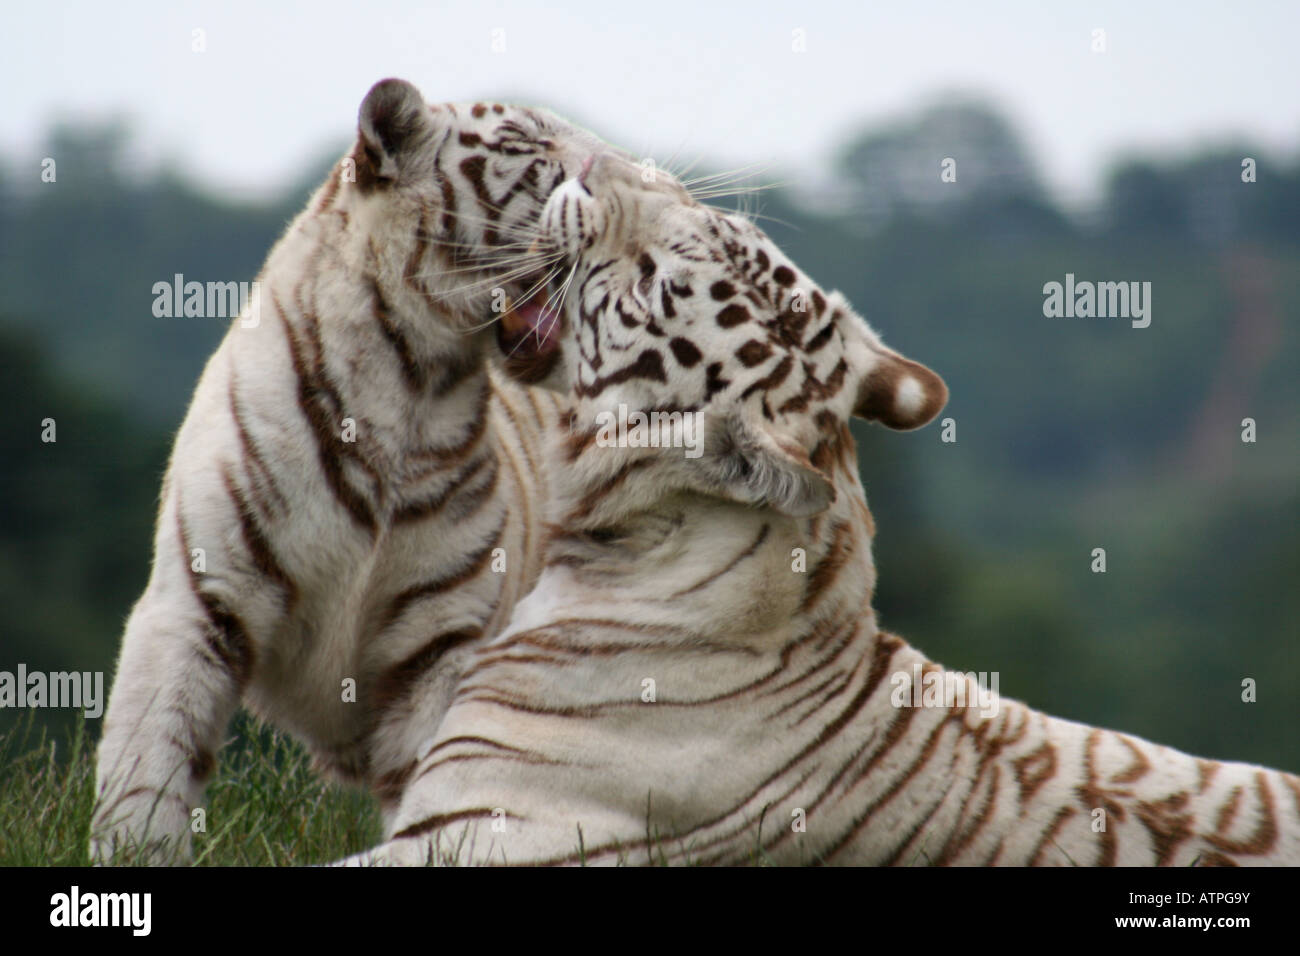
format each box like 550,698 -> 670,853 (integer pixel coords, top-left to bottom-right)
3,0 -> 1297,208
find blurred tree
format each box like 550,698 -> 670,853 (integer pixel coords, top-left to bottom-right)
835,98 -> 1047,230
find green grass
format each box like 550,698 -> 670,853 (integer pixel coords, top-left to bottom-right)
0,714 -> 382,866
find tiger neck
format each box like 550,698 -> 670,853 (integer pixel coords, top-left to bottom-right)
312,170 -> 490,371
533,409 -> 883,633
256,171 -> 501,457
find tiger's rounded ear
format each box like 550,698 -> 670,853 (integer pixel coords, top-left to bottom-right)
853,348 -> 948,431
356,78 -> 434,185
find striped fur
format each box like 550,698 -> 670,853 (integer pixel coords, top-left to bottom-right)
347,154 -> 1300,866
90,80 -> 612,862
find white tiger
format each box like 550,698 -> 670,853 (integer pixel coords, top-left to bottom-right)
346,152 -> 1300,866
90,79 -> 614,863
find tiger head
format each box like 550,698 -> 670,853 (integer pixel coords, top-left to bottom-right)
330,79 -> 617,339
498,152 -> 948,520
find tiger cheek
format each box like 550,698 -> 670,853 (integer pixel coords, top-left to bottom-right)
853,353 -> 948,431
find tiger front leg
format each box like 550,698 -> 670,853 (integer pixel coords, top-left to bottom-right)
90,581 -> 251,865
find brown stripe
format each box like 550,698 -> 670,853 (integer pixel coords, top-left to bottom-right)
228,377 -> 287,514
799,520 -> 852,613
773,306 -> 810,346
1111,734 -> 1152,784
161,730 -> 214,783
565,424 -> 601,462
404,207 -> 434,302
372,760 -> 416,806
176,503 -> 255,686
392,455 -> 492,525
1283,773 -> 1300,818
410,382 -> 491,463
1076,728 -> 1120,866
274,290 -> 376,534
671,523 -> 770,597
764,635 -> 907,852
220,466 -> 297,612
372,628 -> 482,713
446,457 -> 501,521
456,154 -> 502,246
778,357 -> 849,417
1134,792 -> 1193,866
432,351 -> 482,397
739,354 -> 793,401
368,278 -> 426,392
822,711 -> 962,862
392,808 -> 511,841
689,766 -> 823,867
982,836 -> 1006,866
419,735 -> 530,762
380,522 -> 505,630
563,458 -> 655,524
530,647 -> 895,867
880,784 -> 951,866
1214,785 -> 1243,835
770,671 -> 846,720
1028,806 -> 1078,866
804,322 -> 835,353
935,764 -> 1001,865
574,350 -> 668,399
761,618 -> 860,700
484,619 -> 718,656
790,671 -> 854,727
1012,741 -> 1057,803
1205,771 -> 1278,856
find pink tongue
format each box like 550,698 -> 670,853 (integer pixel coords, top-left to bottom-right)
515,301 -> 560,344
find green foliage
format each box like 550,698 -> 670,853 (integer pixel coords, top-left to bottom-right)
0,323 -> 168,713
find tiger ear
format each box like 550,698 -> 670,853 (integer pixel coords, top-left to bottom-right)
356,78 -> 434,185
693,411 -> 835,518
853,347 -> 948,430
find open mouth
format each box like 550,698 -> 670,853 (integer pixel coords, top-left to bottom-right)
495,279 -> 565,384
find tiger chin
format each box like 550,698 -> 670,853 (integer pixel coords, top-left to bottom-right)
344,153 -> 1300,866
88,79 -> 618,864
